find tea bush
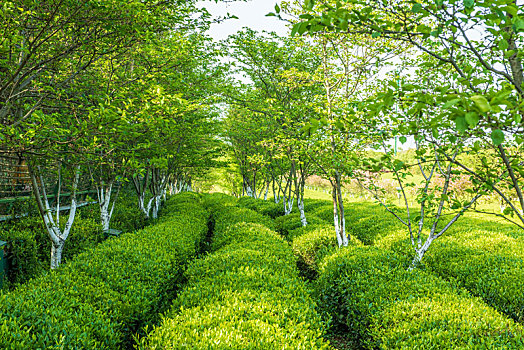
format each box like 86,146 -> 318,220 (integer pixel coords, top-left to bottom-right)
315,246 -> 524,349
0,194 -> 209,349
141,206 -> 330,349
274,213 -> 325,240
237,196 -> 283,218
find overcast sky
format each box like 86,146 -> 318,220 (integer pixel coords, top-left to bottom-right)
198,0 -> 288,41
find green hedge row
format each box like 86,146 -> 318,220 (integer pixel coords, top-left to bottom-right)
0,194 -> 209,349
315,246 -> 524,349
0,193 -> 155,287
213,206 -> 276,235
0,214 -> 103,286
236,196 -> 284,219
141,200 -> 331,349
364,208 -> 524,325
310,202 -> 402,246
274,212 -> 326,240
291,224 -> 362,279
423,230 -> 524,324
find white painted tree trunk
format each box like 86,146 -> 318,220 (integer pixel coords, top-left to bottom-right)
138,193 -> 150,219
284,197 -> 294,215
410,235 -> 435,269
151,195 -> 162,219
50,241 -> 65,270
333,210 -> 343,247
332,184 -> 348,247
98,183 -> 115,232
30,166 -> 80,269
246,185 -> 254,198
298,198 -> 307,227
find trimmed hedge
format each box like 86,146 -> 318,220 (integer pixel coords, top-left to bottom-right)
292,225 -> 362,278
311,203 -> 403,245
425,237 -> 524,324
0,215 -> 103,286
201,192 -> 238,214
315,247 -> 524,349
369,213 -> 524,324
141,206 -> 330,349
213,206 -> 275,235
237,196 -> 283,219
274,213 -> 325,240
0,192 -> 163,288
0,194 -> 209,349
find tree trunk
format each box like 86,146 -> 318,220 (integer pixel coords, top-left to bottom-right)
298,198 -> 307,227
50,241 -> 65,270
29,164 -> 80,269
410,235 -> 435,269
138,193 -> 150,219
98,183 -> 115,232
332,176 -> 348,247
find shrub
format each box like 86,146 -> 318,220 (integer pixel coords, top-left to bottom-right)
425,240 -> 524,324
0,196 -> 209,349
213,206 -> 275,235
274,213 -> 325,240
315,247 -> 524,348
111,195 -> 149,232
202,192 -> 238,214
236,196 -> 283,218
311,205 -> 333,222
304,199 -> 332,213
141,209 -> 330,350
292,225 -> 362,279
0,224 -> 41,286
0,214 -> 103,287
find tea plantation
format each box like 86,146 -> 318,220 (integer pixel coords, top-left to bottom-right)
0,193 -> 523,349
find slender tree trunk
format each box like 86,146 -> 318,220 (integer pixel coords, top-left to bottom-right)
298,198 -> 307,226
336,173 -> 348,245
98,183 -> 114,232
332,173 -> 348,247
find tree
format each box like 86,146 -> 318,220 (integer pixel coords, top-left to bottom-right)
291,0 -> 524,261
224,29 -> 322,222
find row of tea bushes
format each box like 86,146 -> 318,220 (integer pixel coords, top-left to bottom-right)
0,193 -> 154,287
141,198 -> 331,349
315,246 -> 524,349
368,211 -> 524,324
0,194 -> 209,349
424,235 -> 524,324
290,224 -> 362,279
236,196 -> 284,219
0,215 -> 102,286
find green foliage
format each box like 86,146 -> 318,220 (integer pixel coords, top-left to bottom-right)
425,238 -> 524,324
0,195 -> 209,348
236,196 -> 283,219
213,206 -> 275,236
304,199 -> 332,213
0,214 -> 103,286
110,194 -> 150,233
0,223 -> 41,287
292,224 -> 362,278
202,193 -> 238,215
315,247 -> 524,348
141,205 -> 330,349
274,213 -> 325,239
